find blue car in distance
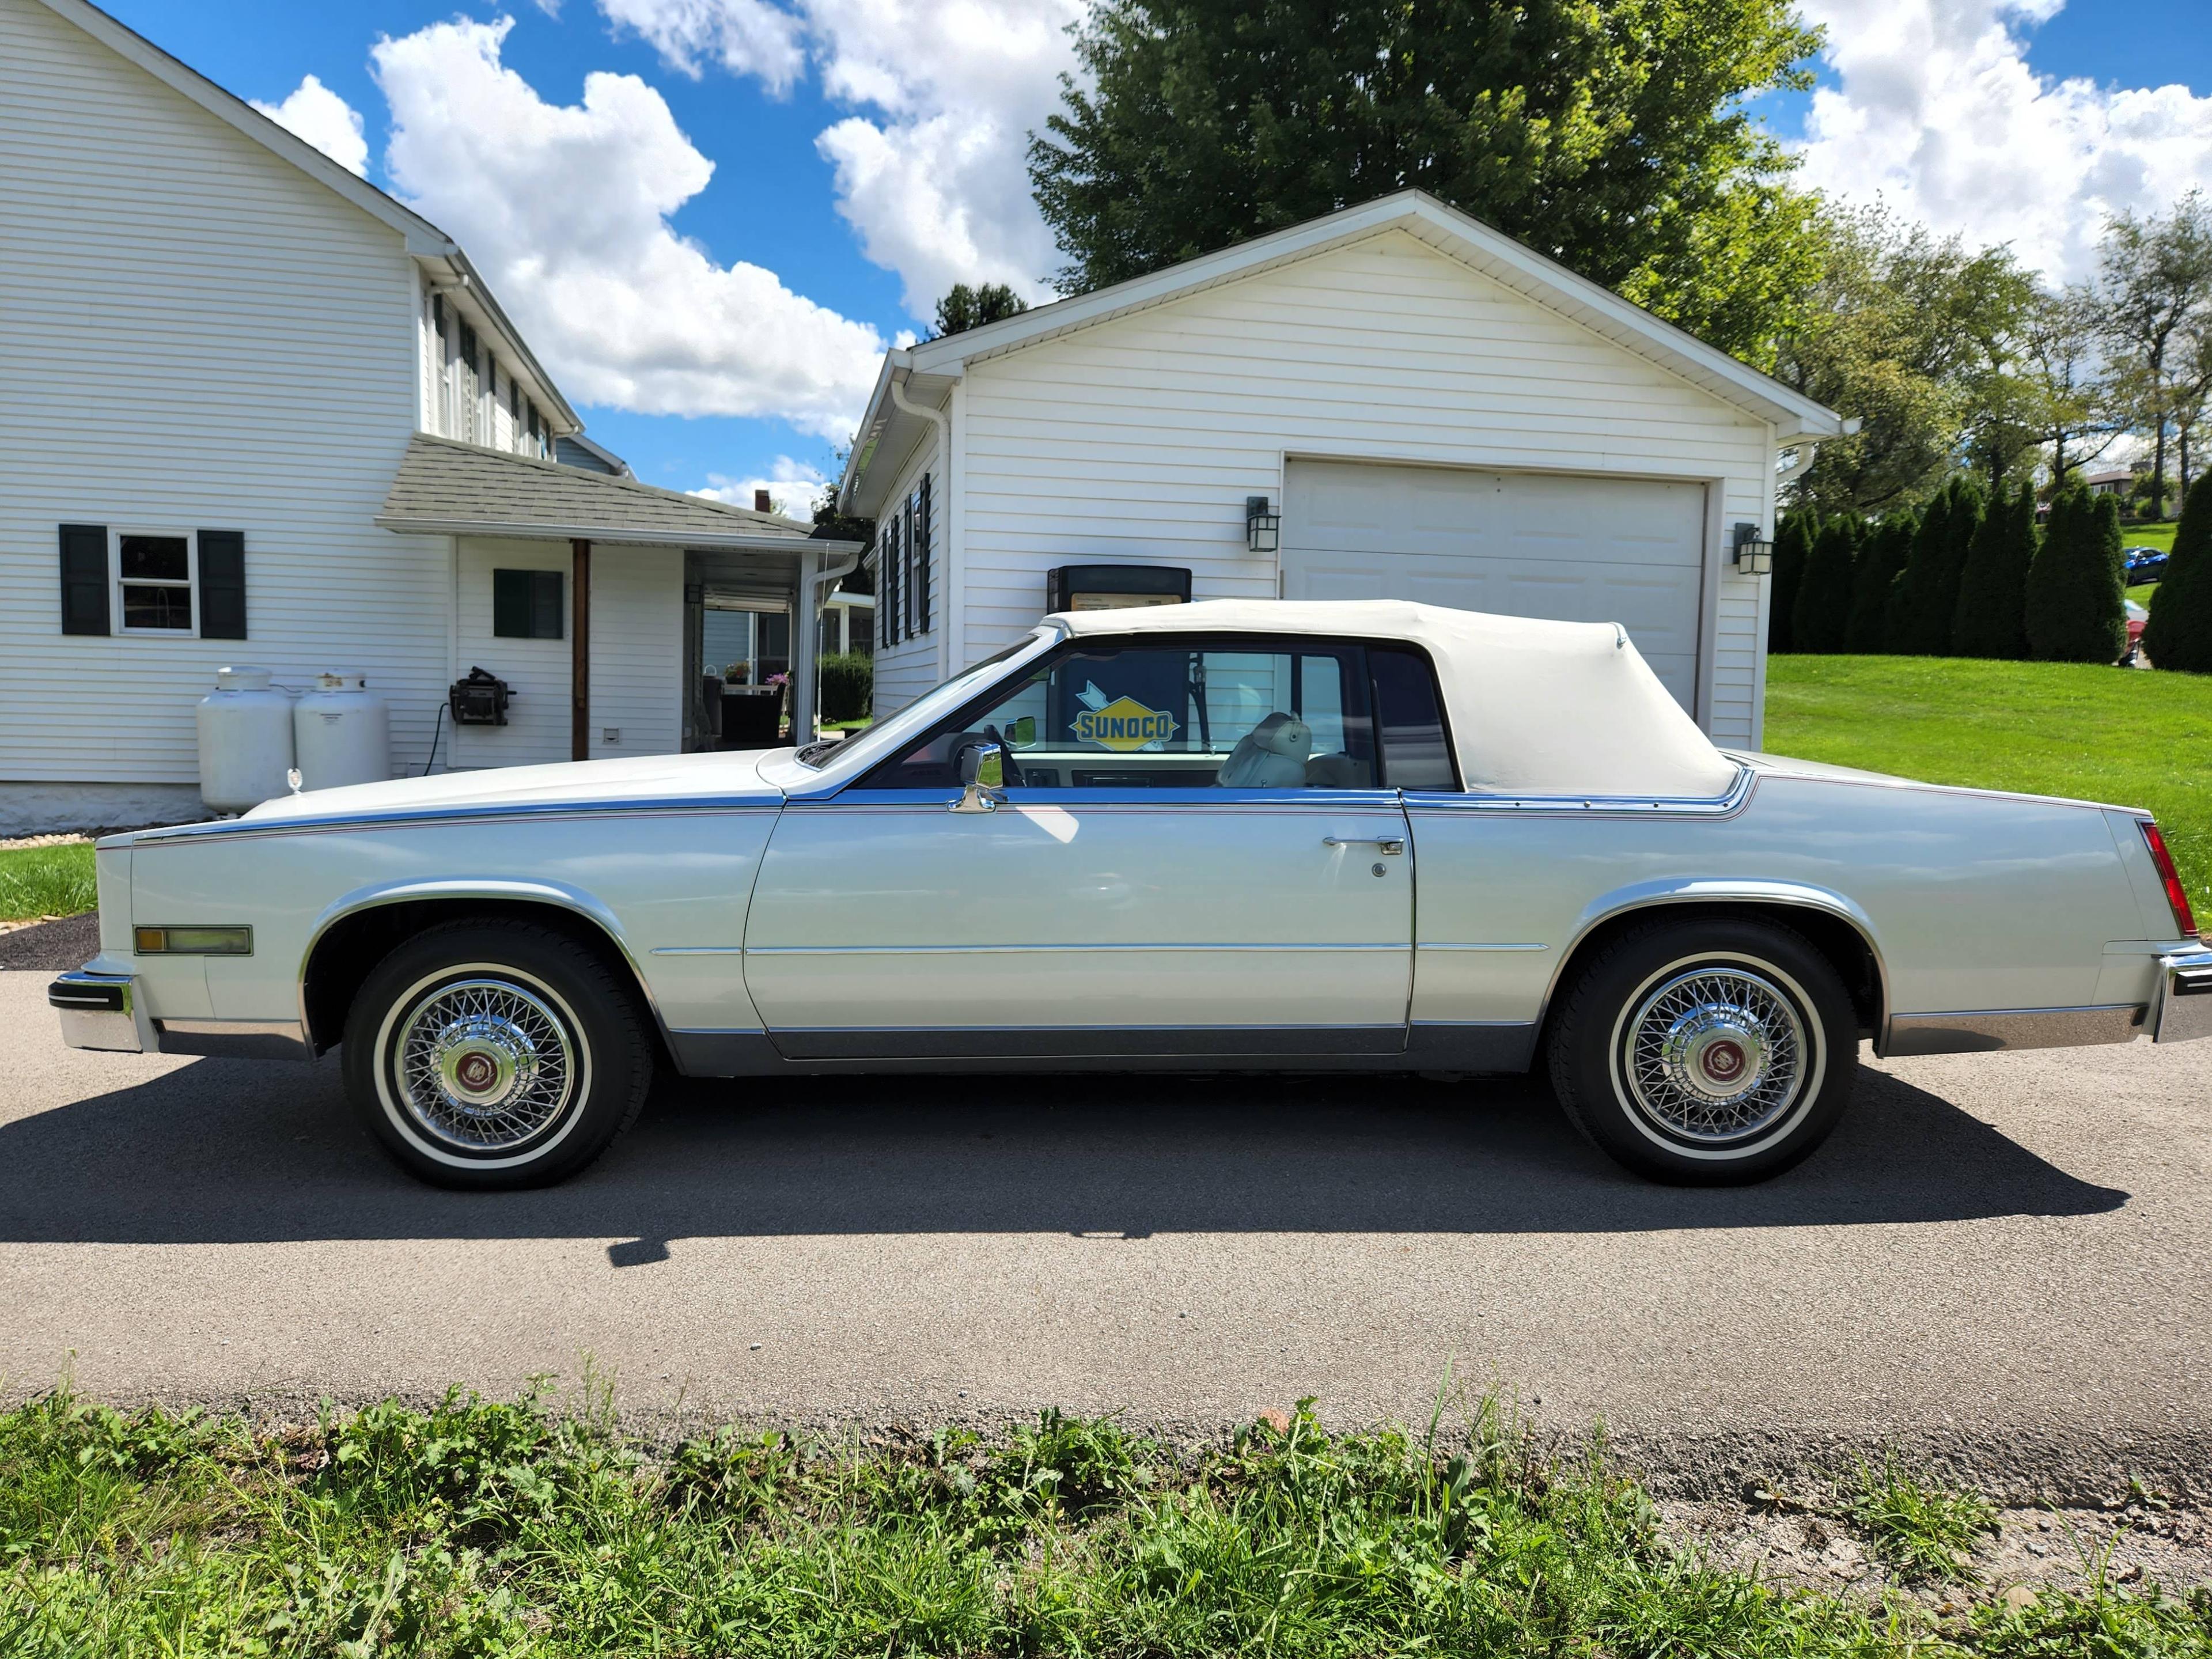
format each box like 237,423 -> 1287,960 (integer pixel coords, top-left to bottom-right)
2125,547 -> 2169,584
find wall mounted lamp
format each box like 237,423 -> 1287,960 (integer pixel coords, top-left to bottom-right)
1245,494 -> 1281,555
1732,522 -> 1774,575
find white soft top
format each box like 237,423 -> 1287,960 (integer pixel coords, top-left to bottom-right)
1051,599 -> 1740,798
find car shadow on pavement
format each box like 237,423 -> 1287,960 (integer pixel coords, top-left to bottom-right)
0,1051 -> 2126,1247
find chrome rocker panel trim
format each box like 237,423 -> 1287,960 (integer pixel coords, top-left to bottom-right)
1883,1003 -> 2145,1056
154,1018 -> 315,1062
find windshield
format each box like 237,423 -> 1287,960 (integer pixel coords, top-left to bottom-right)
796,627 -> 1059,772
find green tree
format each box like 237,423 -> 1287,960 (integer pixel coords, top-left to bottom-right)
927,282 -> 1030,340
1949,482 -> 2037,658
1767,509 -> 1817,654
1029,0 -> 1824,363
2020,285 -> 2124,490
2098,191 -> 2212,520
2139,472 -> 2212,672
1844,511 -> 1915,652
2027,485 -> 2126,662
1791,514 -> 1859,652
1887,476 -> 1984,654
1774,208 -> 2035,517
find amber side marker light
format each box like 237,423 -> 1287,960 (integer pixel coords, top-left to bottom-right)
134,926 -> 252,956
2141,820 -> 2198,939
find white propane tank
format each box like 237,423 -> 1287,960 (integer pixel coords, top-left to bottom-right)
292,672 -> 391,791
195,666 -> 297,814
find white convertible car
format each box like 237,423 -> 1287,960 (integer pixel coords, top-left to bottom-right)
52,600 -> 2212,1189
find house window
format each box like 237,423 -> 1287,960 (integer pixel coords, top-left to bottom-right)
493,568 -> 564,639
118,534 -> 194,632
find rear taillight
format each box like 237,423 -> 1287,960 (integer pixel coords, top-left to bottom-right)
2141,820 -> 2198,939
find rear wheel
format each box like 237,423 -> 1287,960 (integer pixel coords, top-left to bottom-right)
1546,917 -> 1858,1184
342,922 -> 652,1190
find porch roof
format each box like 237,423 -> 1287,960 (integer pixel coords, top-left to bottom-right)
377,434 -> 859,554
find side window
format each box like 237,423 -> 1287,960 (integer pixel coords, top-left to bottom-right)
857,640 -> 1381,790
1369,646 -> 1457,789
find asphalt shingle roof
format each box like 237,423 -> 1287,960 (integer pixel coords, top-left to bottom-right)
378,434 -> 835,548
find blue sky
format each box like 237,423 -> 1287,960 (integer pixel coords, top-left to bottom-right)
100,0 -> 2212,510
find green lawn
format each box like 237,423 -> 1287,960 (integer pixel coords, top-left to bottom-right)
2,1387 -> 2202,1657
0,842 -> 95,923
2120,522 -> 2177,554
1764,656 -> 2212,917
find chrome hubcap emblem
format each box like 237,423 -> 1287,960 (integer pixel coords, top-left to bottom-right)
1623,967 -> 1807,1143
395,979 -> 576,1152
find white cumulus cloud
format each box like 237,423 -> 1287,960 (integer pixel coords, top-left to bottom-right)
1792,0 -> 2212,279
251,74 -> 369,176
694,454 -> 825,518
596,0 -> 1080,317
370,16 -> 885,436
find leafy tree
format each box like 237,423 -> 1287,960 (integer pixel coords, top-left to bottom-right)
2026,485 -> 2126,663
1774,209 -> 2035,517
1950,482 -> 2037,658
2140,472 -> 2212,672
2017,285 -> 2124,490
1791,514 -> 1859,652
928,282 -> 1031,340
1767,509 -> 1817,654
1844,511 -> 1915,653
1029,0 -> 1824,363
2099,191 -> 2212,520
1887,476 -> 1984,654
812,441 -> 876,565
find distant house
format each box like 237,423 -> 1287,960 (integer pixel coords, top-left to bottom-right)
837,191 -> 1847,750
2082,468 -> 2135,496
0,0 -> 856,834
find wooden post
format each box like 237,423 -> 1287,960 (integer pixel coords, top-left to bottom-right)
570,537 -> 590,762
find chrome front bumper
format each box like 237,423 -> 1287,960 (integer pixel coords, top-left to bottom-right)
50,970 -> 313,1060
2156,948 -> 2212,1043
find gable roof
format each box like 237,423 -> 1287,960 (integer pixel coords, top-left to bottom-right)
840,190 -> 1847,511
34,0 -> 582,433
378,435 -> 855,552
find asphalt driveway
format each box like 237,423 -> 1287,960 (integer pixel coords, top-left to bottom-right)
2,971 -> 2207,1495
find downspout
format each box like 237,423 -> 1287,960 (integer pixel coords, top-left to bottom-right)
888,368 -> 953,680
791,542 -> 861,747
1775,417 -> 1859,491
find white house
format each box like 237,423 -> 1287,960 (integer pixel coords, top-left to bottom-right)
0,0 -> 857,834
838,192 -> 1848,749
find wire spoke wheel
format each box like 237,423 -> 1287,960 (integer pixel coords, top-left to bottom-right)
1618,964 -> 1809,1145
392,976 -> 579,1154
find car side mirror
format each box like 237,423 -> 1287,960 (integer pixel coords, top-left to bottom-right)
950,740 -> 1005,813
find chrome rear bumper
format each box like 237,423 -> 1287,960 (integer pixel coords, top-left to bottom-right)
2155,948 -> 2212,1044
50,970 -> 312,1060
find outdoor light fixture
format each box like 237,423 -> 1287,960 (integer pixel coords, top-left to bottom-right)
1732,522 -> 1774,575
1245,494 -> 1281,554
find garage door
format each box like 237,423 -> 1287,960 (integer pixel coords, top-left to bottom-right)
1281,460 -> 1709,715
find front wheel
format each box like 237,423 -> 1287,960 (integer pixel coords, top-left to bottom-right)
342,922 -> 652,1190
1546,918 -> 1858,1184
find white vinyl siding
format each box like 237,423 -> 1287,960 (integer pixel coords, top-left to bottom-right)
954,229 -> 1773,746
869,435 -> 942,714
588,545 -> 684,759
451,539 -> 570,769
0,0 -> 449,784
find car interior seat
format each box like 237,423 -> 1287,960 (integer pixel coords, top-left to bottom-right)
1302,751 -> 1366,787
1215,711 -> 1312,786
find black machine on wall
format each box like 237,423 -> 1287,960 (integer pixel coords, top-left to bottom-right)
448,667 -> 513,727
1046,565 -> 1192,613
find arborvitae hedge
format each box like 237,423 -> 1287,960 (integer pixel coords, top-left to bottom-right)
1846,513 -> 1915,653
1768,510 -> 1816,654
1791,514 -> 1861,652
1888,477 -> 1984,655
2139,473 -> 2212,672
2026,485 -> 2127,662
1950,481 -> 2037,658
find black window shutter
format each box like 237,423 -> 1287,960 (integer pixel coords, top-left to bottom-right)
198,530 -> 247,638
531,570 -> 564,638
58,524 -> 109,636
881,521 -> 899,644
915,473 -> 932,634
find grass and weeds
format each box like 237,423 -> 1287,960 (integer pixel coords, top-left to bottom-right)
3,1384 -> 2208,1656
1849,1457 -> 2001,1583
2122,522 -> 2178,555
0,843 -> 95,923
1764,654 -> 2212,916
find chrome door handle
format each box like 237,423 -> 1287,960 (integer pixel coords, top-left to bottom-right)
1323,836 -> 1403,855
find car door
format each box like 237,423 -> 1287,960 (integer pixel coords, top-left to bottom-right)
741,636 -> 1427,1060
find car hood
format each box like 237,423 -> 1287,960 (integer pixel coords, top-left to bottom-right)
215,748 -> 789,829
